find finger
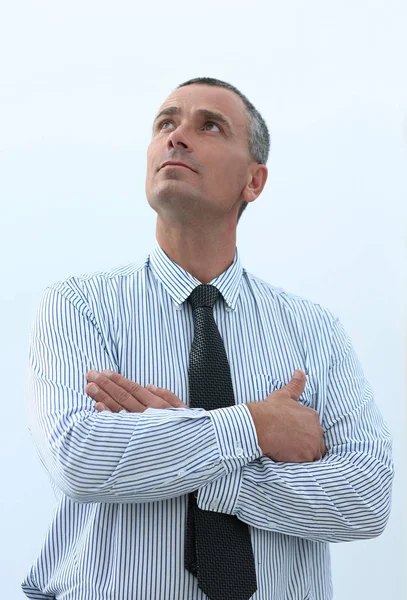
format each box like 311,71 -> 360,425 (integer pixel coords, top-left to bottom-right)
283,370 -> 306,401
95,402 -> 112,412
313,439 -> 326,461
86,383 -> 126,413
146,384 -> 188,408
88,371 -> 171,411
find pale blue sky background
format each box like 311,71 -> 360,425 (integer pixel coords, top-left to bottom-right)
1,1 -> 406,598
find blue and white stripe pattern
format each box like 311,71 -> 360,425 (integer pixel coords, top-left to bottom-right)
22,239 -> 394,600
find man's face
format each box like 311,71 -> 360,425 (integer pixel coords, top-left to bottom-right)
146,84 -> 253,223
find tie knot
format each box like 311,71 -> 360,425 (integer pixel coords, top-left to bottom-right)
187,284 -> 221,311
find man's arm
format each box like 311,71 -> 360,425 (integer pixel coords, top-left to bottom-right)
196,317 -> 394,543
25,284 -> 262,503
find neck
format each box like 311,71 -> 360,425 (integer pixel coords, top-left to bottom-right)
155,217 -> 237,284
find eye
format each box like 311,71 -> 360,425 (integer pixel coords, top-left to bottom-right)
158,120 -> 174,130
203,122 -> 221,132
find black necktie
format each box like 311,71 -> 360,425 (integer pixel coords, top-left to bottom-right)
184,284 -> 258,600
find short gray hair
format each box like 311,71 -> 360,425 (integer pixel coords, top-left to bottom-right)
176,77 -> 270,222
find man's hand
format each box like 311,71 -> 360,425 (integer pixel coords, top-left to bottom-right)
86,369 -> 325,462
85,370 -> 187,413
246,370 -> 326,463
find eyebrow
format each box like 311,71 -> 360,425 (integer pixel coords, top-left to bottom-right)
152,106 -> 234,137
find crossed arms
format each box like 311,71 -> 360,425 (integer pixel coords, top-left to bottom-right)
26,285 -> 394,544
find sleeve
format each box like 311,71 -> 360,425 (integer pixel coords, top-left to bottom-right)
25,285 -> 262,504
196,316 -> 394,543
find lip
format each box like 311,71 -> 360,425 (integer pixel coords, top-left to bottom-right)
160,161 -> 196,172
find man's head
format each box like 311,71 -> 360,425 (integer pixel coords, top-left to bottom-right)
146,77 -> 269,226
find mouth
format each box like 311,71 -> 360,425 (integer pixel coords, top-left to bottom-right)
160,162 -> 196,172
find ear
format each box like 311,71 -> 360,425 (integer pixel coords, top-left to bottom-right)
242,164 -> 268,203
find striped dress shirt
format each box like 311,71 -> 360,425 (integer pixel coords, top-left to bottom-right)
22,239 -> 394,600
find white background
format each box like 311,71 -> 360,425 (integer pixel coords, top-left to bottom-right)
1,1 -> 406,598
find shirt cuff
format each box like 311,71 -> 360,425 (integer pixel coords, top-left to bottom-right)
207,403 -> 262,475
197,470 -> 243,515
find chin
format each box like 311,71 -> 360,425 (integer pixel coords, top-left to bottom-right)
152,180 -> 199,201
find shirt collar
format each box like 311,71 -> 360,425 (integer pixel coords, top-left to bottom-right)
148,238 -> 243,310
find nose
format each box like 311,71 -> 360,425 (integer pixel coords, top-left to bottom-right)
166,126 -> 193,152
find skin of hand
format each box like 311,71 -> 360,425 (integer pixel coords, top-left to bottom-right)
246,370 -> 326,463
86,369 -> 326,463
85,369 -> 187,412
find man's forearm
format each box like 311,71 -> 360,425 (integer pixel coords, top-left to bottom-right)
197,430 -> 393,543
28,285 -> 261,504
197,318 -> 395,543
240,446 -> 392,543
30,393 -> 262,503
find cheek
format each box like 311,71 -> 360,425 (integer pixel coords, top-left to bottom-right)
146,144 -> 154,172
209,158 -> 243,191
145,148 -> 155,193
146,148 -> 160,187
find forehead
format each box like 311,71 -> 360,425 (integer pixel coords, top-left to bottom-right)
156,84 -> 248,133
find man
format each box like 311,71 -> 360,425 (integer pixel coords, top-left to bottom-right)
22,78 -> 394,600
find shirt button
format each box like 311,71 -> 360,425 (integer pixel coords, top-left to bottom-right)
178,469 -> 186,477
225,306 -> 233,312
267,522 -> 276,529
236,447 -> 243,457
210,500 -> 219,510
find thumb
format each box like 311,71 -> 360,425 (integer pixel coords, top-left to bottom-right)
284,370 -> 306,401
